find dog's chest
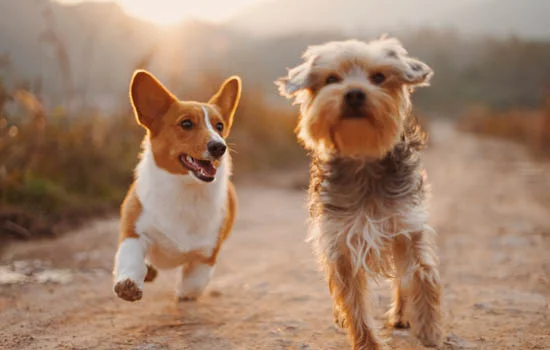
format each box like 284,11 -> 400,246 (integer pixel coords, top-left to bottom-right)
137,185 -> 224,253
312,159 -> 419,212
308,153 -> 429,275
134,153 -> 227,258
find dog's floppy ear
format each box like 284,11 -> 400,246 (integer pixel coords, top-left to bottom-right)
397,56 -> 433,86
276,61 -> 313,98
209,76 -> 242,128
130,70 -> 176,129
276,47 -> 319,99
377,37 -> 433,87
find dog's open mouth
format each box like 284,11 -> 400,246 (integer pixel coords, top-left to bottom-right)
179,154 -> 217,182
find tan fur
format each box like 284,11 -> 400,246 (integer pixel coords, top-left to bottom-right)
277,37 -> 442,349
327,254 -> 382,350
118,184 -> 141,244
207,181 -> 238,265
129,70 -> 239,175
113,70 -> 241,302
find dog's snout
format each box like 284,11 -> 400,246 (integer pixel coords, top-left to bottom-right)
345,89 -> 366,109
207,141 -> 227,158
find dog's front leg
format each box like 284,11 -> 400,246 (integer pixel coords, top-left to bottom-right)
387,235 -> 412,329
113,188 -> 148,302
408,231 -> 442,347
113,237 -> 148,302
326,253 -> 381,350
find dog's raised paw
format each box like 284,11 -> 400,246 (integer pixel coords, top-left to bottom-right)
114,278 -> 143,302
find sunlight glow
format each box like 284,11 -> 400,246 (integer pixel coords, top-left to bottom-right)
118,0 -> 193,25
55,0 -> 267,26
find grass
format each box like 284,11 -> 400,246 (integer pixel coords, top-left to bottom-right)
458,94 -> 550,158
0,75 -> 303,239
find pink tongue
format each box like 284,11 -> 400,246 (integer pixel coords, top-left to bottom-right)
197,160 -> 216,177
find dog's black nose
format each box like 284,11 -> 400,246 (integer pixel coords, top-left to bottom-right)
207,141 -> 227,158
345,89 -> 366,109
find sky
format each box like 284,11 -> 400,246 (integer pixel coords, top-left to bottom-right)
54,0 -> 269,24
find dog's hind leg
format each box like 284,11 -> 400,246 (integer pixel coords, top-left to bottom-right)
144,262 -> 158,282
326,253 -> 382,350
407,231 -> 442,347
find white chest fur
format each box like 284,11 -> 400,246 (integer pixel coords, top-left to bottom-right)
134,141 -> 229,264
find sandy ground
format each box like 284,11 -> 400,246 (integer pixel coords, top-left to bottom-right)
1,122 -> 549,350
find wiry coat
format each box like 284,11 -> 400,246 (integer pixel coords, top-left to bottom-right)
277,37 -> 442,349
308,117 -> 432,277
307,117 -> 441,349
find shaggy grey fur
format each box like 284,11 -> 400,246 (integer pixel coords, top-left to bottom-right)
309,117 -> 427,221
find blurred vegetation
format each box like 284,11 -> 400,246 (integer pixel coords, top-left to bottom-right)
0,74 -> 302,239
406,31 -> 550,160
2,19 -> 550,238
400,31 -> 550,111
212,29 -> 550,113
459,91 -> 550,157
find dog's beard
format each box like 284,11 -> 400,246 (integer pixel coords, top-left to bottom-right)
297,90 -> 340,154
298,88 -> 405,158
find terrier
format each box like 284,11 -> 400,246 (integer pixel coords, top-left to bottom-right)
276,37 -> 442,349
113,70 -> 241,303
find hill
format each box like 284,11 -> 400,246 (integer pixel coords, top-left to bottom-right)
228,0 -> 550,39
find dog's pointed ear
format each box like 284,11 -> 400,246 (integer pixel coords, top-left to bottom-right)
129,70 -> 176,129
209,76 -> 242,127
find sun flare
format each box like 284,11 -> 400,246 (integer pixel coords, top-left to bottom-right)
118,0 -> 191,25
56,0 -> 267,26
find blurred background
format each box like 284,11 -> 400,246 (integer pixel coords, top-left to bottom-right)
0,0 -> 549,238
1,2 -> 549,349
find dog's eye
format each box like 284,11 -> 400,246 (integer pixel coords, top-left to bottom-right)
215,122 -> 224,132
180,119 -> 193,130
370,72 -> 386,85
325,75 -> 341,85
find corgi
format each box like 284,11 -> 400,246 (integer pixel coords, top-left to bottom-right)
113,70 -> 241,302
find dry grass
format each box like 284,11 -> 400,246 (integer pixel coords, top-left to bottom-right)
0,75 -> 303,238
459,94 -> 550,157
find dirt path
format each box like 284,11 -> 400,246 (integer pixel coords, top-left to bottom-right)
1,122 -> 549,350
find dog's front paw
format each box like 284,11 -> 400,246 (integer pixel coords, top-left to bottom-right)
414,323 -> 443,348
114,278 -> 143,302
333,305 -> 348,329
386,313 -> 410,330
176,288 -> 203,302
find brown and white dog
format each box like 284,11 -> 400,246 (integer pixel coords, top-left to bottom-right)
113,70 -> 241,302
277,37 -> 442,349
